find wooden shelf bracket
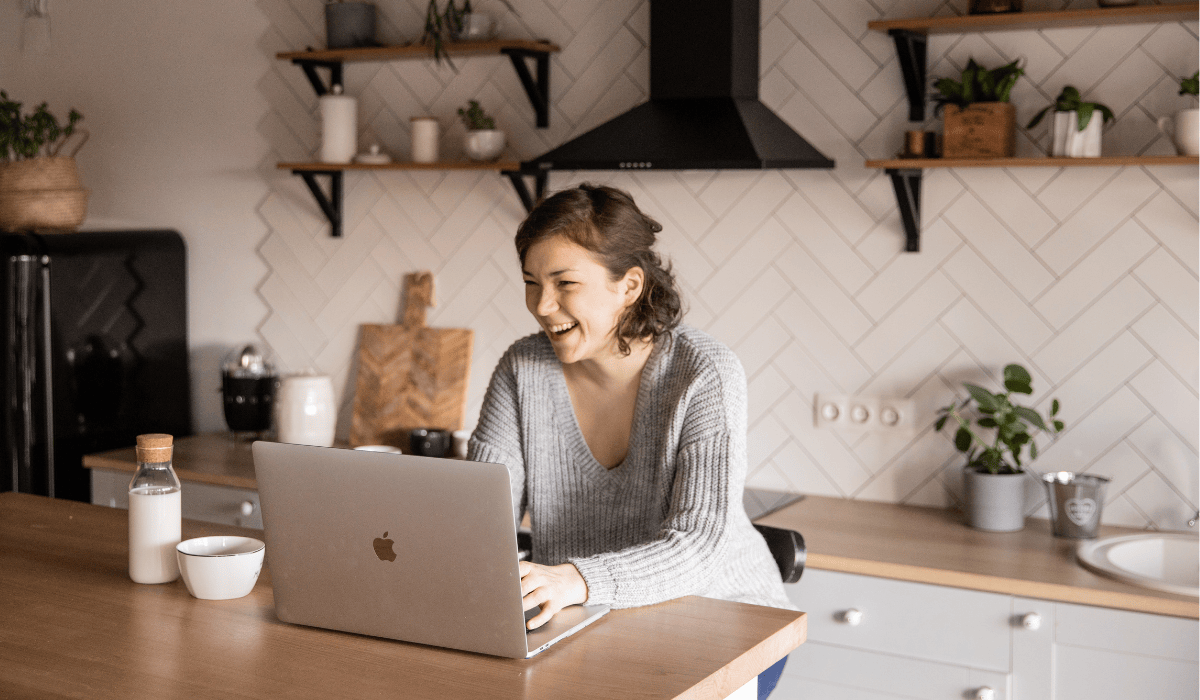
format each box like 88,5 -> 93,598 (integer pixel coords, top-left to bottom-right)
294,169 -> 344,237
890,30 -> 928,121
501,48 -> 552,128
503,169 -> 548,213
291,58 -> 344,96
887,168 -> 922,252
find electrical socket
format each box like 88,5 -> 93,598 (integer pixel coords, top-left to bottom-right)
813,394 -> 916,432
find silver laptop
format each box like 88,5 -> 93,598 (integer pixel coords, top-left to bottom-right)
252,441 -> 609,659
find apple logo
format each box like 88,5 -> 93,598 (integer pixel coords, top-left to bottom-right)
373,531 -> 397,562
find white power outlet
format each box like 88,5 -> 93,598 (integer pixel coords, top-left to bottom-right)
814,394 -> 915,432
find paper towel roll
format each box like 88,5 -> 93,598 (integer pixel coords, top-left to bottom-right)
320,90 -> 357,164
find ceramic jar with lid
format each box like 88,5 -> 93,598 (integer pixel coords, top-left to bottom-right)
275,373 -> 337,447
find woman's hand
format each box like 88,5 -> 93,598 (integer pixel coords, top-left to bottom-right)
519,561 -> 589,630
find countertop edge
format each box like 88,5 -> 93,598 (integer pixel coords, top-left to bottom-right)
809,553 -> 1198,619
676,611 -> 807,700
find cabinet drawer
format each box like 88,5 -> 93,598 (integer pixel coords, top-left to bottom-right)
1055,601 -> 1198,662
775,640 -> 1009,700
786,569 -> 1011,672
91,468 -> 262,529
1054,644 -> 1198,700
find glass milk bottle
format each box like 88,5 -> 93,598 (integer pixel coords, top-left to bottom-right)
128,433 -> 182,583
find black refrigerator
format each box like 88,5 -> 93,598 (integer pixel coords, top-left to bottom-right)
2,230 -> 192,502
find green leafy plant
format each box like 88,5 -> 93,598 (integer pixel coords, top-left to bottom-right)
1180,71 -> 1199,97
1026,86 -> 1114,132
457,100 -> 495,130
421,0 -> 520,67
935,364 -> 1064,475
0,91 -> 84,162
933,58 -> 1025,114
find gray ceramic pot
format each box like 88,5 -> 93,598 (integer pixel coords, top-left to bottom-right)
326,2 -> 376,49
964,468 -> 1026,532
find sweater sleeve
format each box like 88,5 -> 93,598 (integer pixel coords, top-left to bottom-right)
569,352 -> 747,609
468,352 -> 527,530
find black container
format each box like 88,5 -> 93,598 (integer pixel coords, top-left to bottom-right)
326,2 -> 376,49
409,428 -> 450,457
221,375 -> 276,432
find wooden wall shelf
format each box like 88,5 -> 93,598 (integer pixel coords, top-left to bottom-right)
276,40 -> 560,236
867,4 -> 1198,252
277,163 -> 546,237
868,4 -> 1198,35
866,155 -> 1200,169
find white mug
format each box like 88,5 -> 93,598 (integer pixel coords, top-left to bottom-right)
1157,109 -> 1200,156
275,374 -> 336,447
410,117 -> 439,163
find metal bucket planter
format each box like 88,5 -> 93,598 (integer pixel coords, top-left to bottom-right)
964,468 -> 1026,532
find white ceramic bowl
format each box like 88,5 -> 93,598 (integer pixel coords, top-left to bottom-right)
176,536 -> 265,600
354,444 -> 401,453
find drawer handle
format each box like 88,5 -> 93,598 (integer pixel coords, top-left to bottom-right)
974,687 -> 996,700
1020,612 -> 1042,630
838,608 -> 863,626
240,501 -> 256,517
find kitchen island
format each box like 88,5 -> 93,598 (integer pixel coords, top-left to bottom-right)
0,492 -> 806,699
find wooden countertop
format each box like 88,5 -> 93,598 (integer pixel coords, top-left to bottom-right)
84,433 -> 258,489
85,435 -> 1198,618
757,495 -> 1199,619
0,492 -> 805,699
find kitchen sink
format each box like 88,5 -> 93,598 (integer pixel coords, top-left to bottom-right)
1077,533 -> 1199,598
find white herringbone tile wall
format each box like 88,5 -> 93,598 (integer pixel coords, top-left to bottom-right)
255,0 -> 1199,529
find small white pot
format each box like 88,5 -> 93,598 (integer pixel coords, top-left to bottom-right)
275,374 -> 336,447
464,129 -> 506,161
1157,108 -> 1200,156
1052,111 -> 1103,158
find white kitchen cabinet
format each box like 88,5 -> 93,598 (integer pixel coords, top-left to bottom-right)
91,468 -> 262,529
776,569 -> 1198,700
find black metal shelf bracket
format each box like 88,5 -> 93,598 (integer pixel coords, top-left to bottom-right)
890,29 -> 927,121
887,168 -> 922,252
503,169 -> 549,213
291,59 -> 344,96
294,170 -> 344,237
501,48 -> 552,128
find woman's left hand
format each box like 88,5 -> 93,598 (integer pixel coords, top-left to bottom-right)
519,561 -> 589,630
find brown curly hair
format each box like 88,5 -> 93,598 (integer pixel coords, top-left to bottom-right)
515,184 -> 684,355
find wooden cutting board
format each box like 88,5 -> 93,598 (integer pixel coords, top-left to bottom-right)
349,272 -> 473,449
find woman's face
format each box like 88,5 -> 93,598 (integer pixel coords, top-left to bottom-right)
522,235 -> 643,365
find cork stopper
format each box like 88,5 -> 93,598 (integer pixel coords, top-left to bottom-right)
136,433 -> 173,463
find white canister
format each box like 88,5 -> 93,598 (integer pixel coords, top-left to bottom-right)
275,374 -> 337,447
1157,108 -> 1200,156
411,117 -> 440,163
320,86 -> 357,164
1052,110 -> 1103,158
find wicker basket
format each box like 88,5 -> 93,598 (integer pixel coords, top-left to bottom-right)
0,188 -> 90,232
0,157 -> 82,191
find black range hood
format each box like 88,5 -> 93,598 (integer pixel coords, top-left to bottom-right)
523,0 -> 835,172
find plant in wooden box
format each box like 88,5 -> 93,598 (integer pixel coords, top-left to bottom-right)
1026,86 -> 1114,158
933,58 -> 1024,158
1157,71 -> 1199,156
457,99 -> 505,161
0,91 -> 88,232
936,364 -> 1064,532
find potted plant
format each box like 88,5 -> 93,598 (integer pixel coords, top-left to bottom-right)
1157,71 -> 1199,156
422,0 -> 518,67
0,91 -> 89,232
936,364 -> 1064,532
457,99 -> 505,161
933,58 -> 1024,158
1026,86 -> 1114,158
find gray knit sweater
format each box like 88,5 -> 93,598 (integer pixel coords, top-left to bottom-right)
468,324 -> 794,611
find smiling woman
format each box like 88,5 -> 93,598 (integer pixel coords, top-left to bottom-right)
470,184 -> 794,699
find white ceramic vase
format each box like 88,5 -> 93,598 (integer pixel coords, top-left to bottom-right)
1051,110 -> 1102,158
464,129 -> 506,161
1157,108 -> 1200,156
275,374 -> 336,447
